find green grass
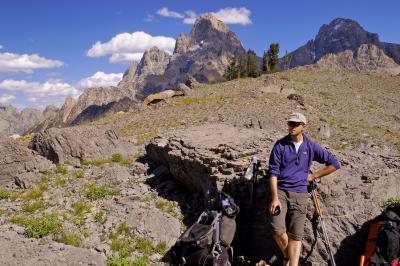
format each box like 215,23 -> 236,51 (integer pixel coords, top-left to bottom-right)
55,165 -> 68,175
106,256 -> 150,266
24,201 -> 47,213
55,177 -> 67,187
134,237 -> 153,255
74,170 -> 84,179
382,197 -> 400,209
71,202 -> 91,216
85,184 -> 120,201
21,185 -> 48,201
0,188 -> 11,200
154,241 -> 168,255
10,215 -> 30,226
24,213 -> 62,238
0,209 -> 6,216
94,212 -> 107,225
155,199 -> 176,216
111,237 -> 134,258
117,221 -> 132,235
71,201 -> 91,225
55,233 -> 81,247
111,153 -> 123,163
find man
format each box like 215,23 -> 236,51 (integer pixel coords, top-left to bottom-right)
268,112 -> 340,266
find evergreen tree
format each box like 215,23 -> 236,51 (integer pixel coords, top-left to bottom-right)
224,58 -> 239,80
247,49 -> 260,78
262,50 -> 271,73
269,43 -> 280,73
237,52 -> 248,78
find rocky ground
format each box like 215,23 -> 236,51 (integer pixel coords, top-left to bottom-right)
0,67 -> 399,265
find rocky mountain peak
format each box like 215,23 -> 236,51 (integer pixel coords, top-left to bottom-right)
314,18 -> 380,60
135,46 -> 171,77
287,17 -> 400,68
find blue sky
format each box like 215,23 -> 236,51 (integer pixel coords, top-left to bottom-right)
0,0 -> 399,109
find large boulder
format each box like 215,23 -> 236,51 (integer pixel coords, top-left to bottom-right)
29,125 -> 136,166
145,124 -> 400,264
0,138 -> 54,187
146,124 -> 276,195
0,225 -> 106,266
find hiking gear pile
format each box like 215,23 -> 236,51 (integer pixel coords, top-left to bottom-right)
360,204 -> 400,266
171,192 -> 239,266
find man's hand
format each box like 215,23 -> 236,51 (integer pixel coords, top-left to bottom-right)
307,173 -> 316,182
269,197 -> 282,215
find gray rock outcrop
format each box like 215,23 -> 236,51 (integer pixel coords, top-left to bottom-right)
0,225 -> 106,266
145,123 -> 400,265
0,137 -> 54,187
29,125 -> 136,166
316,44 -> 400,74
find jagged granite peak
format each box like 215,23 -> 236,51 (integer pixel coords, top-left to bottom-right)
136,13 -> 245,98
316,44 -> 400,74
135,46 -> 171,78
174,33 -> 189,54
60,96 -> 75,123
0,105 -> 43,136
287,17 -> 400,68
64,86 -> 136,124
118,61 -> 139,87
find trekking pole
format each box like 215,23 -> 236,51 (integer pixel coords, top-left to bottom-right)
245,155 -> 261,209
309,181 -> 337,266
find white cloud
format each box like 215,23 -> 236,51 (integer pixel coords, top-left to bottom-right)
0,52 -> 64,73
157,7 -> 184,18
0,94 -> 15,104
87,31 -> 175,64
0,79 -> 81,102
77,71 -> 123,89
110,53 -> 144,63
156,7 -> 252,25
211,7 -> 252,25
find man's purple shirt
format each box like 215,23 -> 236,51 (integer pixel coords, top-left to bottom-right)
268,134 -> 341,193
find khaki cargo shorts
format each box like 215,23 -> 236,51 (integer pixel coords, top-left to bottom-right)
270,189 -> 309,241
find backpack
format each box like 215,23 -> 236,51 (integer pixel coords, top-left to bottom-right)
170,193 -> 239,266
369,205 -> 400,266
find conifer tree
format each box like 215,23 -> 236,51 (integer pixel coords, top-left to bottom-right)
269,43 -> 280,73
262,50 -> 271,73
224,58 -> 239,80
238,52 -> 248,78
247,49 -> 260,78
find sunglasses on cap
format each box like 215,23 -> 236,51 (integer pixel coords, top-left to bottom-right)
287,121 -> 304,127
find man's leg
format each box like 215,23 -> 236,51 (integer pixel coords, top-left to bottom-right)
287,239 -> 302,266
273,232 -> 288,257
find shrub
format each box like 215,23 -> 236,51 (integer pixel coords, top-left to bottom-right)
10,215 -> 30,226
381,197 -> 400,209
24,201 -> 47,213
85,184 -> 119,201
55,233 -> 81,247
111,237 -> 134,258
24,213 -> 62,238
